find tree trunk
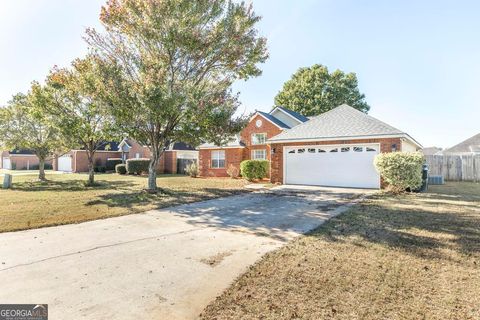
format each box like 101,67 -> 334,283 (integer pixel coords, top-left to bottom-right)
147,156 -> 159,193
87,159 -> 95,186
86,149 -> 95,186
38,158 -> 46,181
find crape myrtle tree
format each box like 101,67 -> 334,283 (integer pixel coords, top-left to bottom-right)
274,64 -> 370,116
85,0 -> 268,192
0,91 -> 64,181
32,56 -> 118,186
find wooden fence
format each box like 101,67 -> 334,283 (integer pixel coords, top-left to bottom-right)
425,154 -> 480,182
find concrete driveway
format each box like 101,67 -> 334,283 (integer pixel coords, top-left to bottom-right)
0,186 -> 372,319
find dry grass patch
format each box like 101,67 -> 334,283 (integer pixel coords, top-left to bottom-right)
0,173 -> 249,233
201,182 -> 480,320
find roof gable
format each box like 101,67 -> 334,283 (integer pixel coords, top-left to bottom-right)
444,133 -> 480,153
269,104 -> 415,143
271,106 -> 309,123
255,111 -> 290,129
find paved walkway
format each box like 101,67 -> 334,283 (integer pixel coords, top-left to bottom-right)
0,187 -> 373,319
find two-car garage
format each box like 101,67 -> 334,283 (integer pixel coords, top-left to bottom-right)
284,144 -> 381,189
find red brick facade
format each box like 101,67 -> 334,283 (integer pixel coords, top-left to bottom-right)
0,152 -> 53,170
71,150 -> 122,172
199,148 -> 244,177
269,138 -> 402,184
163,151 -> 177,174
199,113 -> 284,177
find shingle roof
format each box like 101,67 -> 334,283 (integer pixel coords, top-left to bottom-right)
444,133 -> 480,154
275,106 -> 309,123
421,147 -> 443,156
257,111 -> 290,129
167,142 -> 196,151
199,135 -> 245,148
9,149 -> 36,155
269,104 -> 408,142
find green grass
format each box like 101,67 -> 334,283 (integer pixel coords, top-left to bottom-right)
201,182 -> 480,320
0,173 -> 249,233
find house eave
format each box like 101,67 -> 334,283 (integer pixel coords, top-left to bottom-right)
268,133 -> 423,148
198,146 -> 245,150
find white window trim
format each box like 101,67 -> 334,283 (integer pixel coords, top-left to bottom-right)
251,133 -> 267,145
251,149 -> 267,160
211,150 -> 226,168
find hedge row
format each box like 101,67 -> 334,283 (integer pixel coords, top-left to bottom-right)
115,163 -> 127,175
126,158 -> 150,175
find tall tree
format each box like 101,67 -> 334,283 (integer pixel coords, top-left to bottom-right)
33,56 -> 118,186
274,64 -> 370,116
0,92 -> 64,181
85,0 -> 268,192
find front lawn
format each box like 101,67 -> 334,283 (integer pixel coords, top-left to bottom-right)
0,173 -> 249,233
201,182 -> 480,319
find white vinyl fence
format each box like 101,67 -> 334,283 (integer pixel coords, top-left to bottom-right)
425,154 -> 480,182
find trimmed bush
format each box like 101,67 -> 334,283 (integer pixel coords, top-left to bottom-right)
240,160 -> 269,181
94,166 -> 106,173
30,163 -> 53,170
374,152 -> 425,192
185,162 -> 199,178
126,158 -> 150,175
115,163 -> 127,175
106,158 -> 123,171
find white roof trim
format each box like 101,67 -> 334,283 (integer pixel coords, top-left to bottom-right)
250,112 -> 287,130
118,138 -> 132,149
270,107 -> 303,125
268,133 -> 423,149
198,146 -> 245,150
71,150 -> 122,153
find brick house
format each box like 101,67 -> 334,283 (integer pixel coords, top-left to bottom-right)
199,104 -> 422,188
52,139 -> 197,174
198,106 -> 308,177
0,149 -> 53,170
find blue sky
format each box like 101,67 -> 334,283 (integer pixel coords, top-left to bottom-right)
1,0 -> 479,148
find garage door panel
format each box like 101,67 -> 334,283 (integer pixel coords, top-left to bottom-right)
285,145 -> 380,189
58,156 -> 72,172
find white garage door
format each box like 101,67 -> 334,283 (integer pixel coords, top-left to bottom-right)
285,144 -> 380,189
58,155 -> 72,172
2,157 -> 11,170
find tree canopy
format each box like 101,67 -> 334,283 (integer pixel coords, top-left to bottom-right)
0,91 -> 65,180
84,0 -> 268,191
33,56 -> 118,185
274,64 -> 370,116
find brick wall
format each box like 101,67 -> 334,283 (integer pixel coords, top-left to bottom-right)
7,155 -> 53,170
199,148 -> 244,177
121,140 -> 167,173
163,151 -> 177,174
72,150 -> 122,172
269,138 -> 402,184
240,114 -> 283,163
199,114 -> 285,177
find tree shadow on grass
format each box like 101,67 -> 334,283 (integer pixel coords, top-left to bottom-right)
11,179 -> 138,192
85,187 -> 249,210
315,191 -> 480,261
